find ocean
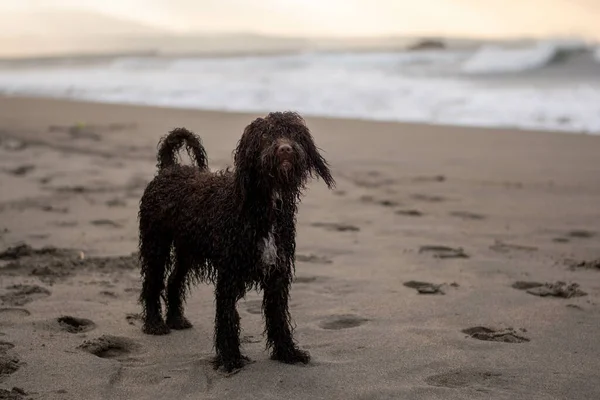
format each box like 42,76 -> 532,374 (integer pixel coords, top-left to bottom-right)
1,38 -> 599,134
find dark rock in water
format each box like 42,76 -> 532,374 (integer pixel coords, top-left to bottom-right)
408,39 -> 446,51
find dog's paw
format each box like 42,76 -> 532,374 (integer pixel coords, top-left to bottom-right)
166,315 -> 193,330
142,320 -> 171,335
272,347 -> 311,364
212,354 -> 252,373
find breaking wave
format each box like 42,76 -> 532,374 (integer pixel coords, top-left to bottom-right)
462,39 -> 591,75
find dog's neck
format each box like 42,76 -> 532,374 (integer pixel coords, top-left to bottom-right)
234,170 -> 299,217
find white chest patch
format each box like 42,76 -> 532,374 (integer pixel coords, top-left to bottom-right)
261,228 -> 278,267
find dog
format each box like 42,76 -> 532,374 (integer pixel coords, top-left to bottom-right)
138,111 -> 334,372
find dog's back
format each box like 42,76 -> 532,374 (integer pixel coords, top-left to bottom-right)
140,164 -> 235,231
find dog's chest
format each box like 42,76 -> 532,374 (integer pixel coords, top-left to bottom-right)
259,192 -> 282,269
260,226 -> 278,267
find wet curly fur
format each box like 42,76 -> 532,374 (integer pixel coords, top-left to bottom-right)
138,111 -> 334,372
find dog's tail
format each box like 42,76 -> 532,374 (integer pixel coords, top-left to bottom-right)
156,127 -> 208,170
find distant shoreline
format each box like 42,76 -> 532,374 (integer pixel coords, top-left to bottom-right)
1,33 -> 595,62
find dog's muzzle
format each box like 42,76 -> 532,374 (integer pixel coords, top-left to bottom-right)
277,143 -> 293,170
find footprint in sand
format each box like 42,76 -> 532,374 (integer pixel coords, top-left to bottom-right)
567,230 -> 596,239
30,265 -> 71,284
0,387 -> 28,399
0,338 -> 20,377
78,335 -> 140,360
311,222 -> 360,232
566,304 -> 584,311
360,196 -> 401,208
244,300 -> 263,315
0,355 -> 20,378
0,243 -> 67,260
412,175 -> 446,183
403,281 -> 458,295
296,254 -> 332,264
52,221 -> 78,228
5,165 -> 35,176
411,193 -> 447,203
90,219 -> 123,228
0,341 -> 15,352
396,209 -> 424,217
125,313 -> 142,327
57,316 -> 96,333
425,369 -> 508,389
418,245 -> 469,259
449,211 -> 486,220
320,314 -> 369,330
106,198 -> 127,207
0,308 -> 31,324
0,284 -> 51,306
124,287 -> 140,295
567,259 -> 600,271
241,335 -> 261,344
512,281 -> 587,298
489,240 -> 537,253
294,276 -> 321,284
462,326 -> 529,343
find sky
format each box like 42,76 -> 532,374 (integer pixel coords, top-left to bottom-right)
1,0 -> 600,39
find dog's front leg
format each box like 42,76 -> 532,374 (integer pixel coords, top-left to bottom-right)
212,276 -> 249,372
262,272 -> 311,365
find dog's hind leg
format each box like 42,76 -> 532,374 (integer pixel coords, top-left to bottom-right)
166,248 -> 194,330
262,272 -> 311,364
212,273 -> 249,372
139,228 -> 172,335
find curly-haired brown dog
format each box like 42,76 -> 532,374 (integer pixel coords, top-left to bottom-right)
138,111 -> 334,372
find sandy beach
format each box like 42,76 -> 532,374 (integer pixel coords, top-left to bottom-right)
0,95 -> 599,399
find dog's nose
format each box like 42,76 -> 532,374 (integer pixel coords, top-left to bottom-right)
277,144 -> 293,156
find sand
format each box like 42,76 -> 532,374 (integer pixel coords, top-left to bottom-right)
0,95 -> 599,399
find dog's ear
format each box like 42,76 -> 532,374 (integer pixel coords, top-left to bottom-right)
289,116 -> 335,189
233,117 -> 270,202
305,139 -> 335,189
234,117 -> 268,170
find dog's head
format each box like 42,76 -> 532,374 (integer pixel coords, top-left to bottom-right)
234,111 -> 334,193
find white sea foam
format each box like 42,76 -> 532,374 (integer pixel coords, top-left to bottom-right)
0,48 -> 598,134
462,39 -> 589,75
